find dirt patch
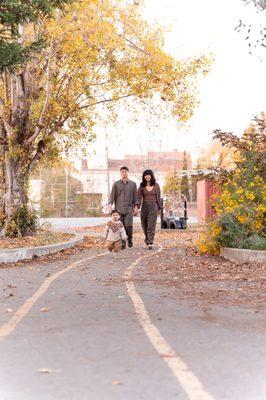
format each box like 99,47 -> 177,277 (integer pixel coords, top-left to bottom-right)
135,229 -> 266,310
0,235 -> 104,269
0,231 -> 74,249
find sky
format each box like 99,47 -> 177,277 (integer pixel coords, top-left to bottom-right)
86,0 -> 266,166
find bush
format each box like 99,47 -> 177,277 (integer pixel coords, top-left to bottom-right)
6,206 -> 37,237
197,221 -> 221,255
238,234 -> 266,251
198,115 -> 266,254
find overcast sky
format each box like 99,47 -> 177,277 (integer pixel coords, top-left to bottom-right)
86,0 -> 265,166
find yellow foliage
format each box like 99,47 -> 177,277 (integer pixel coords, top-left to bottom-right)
245,191 -> 255,200
0,0 -> 211,173
197,221 -> 221,255
197,139 -> 236,169
32,0 -> 211,148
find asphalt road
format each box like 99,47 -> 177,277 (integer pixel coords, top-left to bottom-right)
0,245 -> 265,400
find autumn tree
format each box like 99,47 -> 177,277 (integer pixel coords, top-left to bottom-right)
0,0 -> 210,236
0,0 -> 74,73
163,171 -> 181,196
197,139 -> 236,170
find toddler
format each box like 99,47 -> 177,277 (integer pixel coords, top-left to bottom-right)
103,210 -> 127,257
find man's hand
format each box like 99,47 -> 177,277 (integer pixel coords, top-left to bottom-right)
108,204 -> 113,214
133,206 -> 138,217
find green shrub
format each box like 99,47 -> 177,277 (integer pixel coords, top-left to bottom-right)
238,234 -> 266,250
6,206 -> 37,237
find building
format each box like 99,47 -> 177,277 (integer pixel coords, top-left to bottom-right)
79,151 -> 192,204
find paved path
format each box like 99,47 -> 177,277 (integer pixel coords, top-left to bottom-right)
40,217 -> 111,231
0,244 -> 265,400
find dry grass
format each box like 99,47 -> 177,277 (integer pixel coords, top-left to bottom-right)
0,230 -> 74,249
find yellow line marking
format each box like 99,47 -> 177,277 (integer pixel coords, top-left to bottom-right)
124,250 -> 216,400
0,252 -> 107,341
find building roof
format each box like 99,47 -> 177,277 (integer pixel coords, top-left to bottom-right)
81,150 -> 192,173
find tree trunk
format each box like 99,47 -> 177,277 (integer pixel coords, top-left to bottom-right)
0,29 -> 36,237
0,150 -> 33,237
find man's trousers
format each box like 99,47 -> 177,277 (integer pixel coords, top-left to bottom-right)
119,211 -> 133,248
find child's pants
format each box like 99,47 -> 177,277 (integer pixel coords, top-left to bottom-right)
106,239 -> 121,253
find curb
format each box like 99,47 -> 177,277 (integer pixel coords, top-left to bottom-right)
222,247 -> 266,264
0,234 -> 85,264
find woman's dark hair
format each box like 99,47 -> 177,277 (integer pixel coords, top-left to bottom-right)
141,169 -> 156,187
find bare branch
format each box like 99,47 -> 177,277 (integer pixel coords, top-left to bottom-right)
26,39 -> 54,145
123,36 -> 150,56
78,92 -> 137,109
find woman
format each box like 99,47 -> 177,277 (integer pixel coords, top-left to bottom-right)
136,169 -> 162,250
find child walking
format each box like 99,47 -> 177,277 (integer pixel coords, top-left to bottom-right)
103,210 -> 127,257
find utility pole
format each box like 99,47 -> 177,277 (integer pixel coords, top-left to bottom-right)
65,167 -> 68,218
105,129 -> 110,200
146,118 -> 150,166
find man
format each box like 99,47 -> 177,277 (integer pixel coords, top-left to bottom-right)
108,166 -> 138,249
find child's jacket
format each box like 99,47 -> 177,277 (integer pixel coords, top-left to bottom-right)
103,221 -> 127,242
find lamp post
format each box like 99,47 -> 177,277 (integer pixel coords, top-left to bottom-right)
105,129 -> 110,200
65,167 -> 68,218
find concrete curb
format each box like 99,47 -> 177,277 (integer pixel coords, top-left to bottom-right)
222,247 -> 266,264
0,234 -> 85,264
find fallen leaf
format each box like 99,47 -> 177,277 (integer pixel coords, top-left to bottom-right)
41,307 -> 49,312
38,368 -> 53,374
112,380 -> 122,386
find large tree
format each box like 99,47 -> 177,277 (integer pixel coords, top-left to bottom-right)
0,0 -> 74,73
0,0 -> 210,236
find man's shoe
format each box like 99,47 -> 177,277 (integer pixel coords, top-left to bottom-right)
148,244 -> 153,250
128,241 -> 133,248
121,240 -> 126,250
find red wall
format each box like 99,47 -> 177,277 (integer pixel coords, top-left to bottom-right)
197,180 -> 220,224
